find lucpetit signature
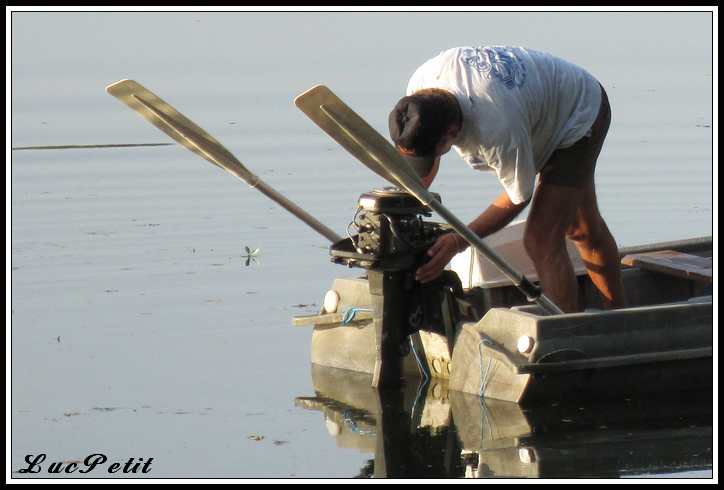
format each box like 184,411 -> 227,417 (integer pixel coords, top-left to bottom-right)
19,453 -> 153,475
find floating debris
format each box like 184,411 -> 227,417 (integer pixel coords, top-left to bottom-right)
292,303 -> 317,309
247,434 -> 265,441
242,246 -> 261,266
273,440 -> 290,446
243,246 -> 260,256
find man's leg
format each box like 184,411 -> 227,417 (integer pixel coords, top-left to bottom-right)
566,181 -> 626,309
526,83 -> 625,311
527,85 -> 625,311
524,180 -> 626,312
524,182 -> 585,313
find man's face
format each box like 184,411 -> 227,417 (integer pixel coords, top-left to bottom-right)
396,123 -> 459,188
398,146 -> 441,189
422,128 -> 460,187
419,157 -> 441,188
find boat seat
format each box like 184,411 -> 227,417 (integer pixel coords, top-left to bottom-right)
621,250 -> 713,284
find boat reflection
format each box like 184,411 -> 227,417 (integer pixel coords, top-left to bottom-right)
295,364 -> 713,479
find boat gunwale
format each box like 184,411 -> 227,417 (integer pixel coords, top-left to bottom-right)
515,346 -> 713,374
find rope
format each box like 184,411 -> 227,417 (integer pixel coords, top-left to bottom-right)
479,396 -> 494,451
341,307 -> 373,325
410,372 -> 429,424
341,409 -> 376,436
409,336 -> 430,383
478,338 -> 495,398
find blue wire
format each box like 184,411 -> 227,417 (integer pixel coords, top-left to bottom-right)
341,307 -> 373,325
409,336 -> 430,383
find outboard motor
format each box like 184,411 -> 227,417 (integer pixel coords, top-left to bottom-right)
328,187 -> 478,387
331,187 -> 445,271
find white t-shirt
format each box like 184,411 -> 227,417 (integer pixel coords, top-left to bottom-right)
406,46 -> 602,204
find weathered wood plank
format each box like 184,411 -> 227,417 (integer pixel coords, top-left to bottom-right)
621,250 -> 713,284
292,310 -> 373,326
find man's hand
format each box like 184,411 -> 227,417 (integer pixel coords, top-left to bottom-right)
415,233 -> 465,283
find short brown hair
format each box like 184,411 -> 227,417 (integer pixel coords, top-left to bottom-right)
388,89 -> 462,156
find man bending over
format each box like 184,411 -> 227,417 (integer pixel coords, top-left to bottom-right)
388,45 -> 625,312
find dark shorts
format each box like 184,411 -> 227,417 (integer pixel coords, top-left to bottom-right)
539,84 -> 611,187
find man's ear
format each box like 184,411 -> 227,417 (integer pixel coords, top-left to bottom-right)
447,123 -> 462,140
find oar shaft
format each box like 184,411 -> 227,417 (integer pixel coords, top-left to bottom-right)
254,179 -> 341,244
107,79 -> 341,244
428,200 -> 563,314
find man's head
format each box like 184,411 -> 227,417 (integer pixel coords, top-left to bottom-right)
388,88 -> 462,186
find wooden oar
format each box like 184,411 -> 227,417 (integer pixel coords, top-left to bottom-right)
294,84 -> 564,315
106,79 -> 341,244
295,85 -> 409,188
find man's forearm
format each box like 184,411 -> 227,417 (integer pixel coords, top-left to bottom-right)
457,191 -> 529,249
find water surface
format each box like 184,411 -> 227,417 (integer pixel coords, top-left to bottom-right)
10,11 -> 714,479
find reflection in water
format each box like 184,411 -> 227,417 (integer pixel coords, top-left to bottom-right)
296,365 -> 713,479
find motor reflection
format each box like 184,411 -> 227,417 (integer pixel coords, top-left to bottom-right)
296,364 -> 712,479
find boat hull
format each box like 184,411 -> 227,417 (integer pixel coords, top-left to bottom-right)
293,236 -> 713,403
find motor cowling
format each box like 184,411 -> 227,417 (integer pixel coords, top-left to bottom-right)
330,187 -> 449,271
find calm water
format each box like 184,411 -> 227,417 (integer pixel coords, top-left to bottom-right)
10,11 -> 714,479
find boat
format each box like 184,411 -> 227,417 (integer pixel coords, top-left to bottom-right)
289,85 -> 713,402
105,80 -> 713,405
105,80 -> 712,404
293,227 -> 713,404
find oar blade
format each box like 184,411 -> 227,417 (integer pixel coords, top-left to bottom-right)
295,85 -> 415,188
106,79 -> 341,244
106,79 -> 256,185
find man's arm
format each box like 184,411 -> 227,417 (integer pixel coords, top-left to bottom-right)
415,190 -> 529,283
467,190 -> 530,241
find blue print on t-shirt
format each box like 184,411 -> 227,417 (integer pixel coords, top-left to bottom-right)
462,46 -> 527,89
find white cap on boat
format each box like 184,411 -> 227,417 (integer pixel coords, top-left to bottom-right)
517,335 -> 535,354
519,447 -> 536,464
325,417 -> 341,436
323,290 -> 340,313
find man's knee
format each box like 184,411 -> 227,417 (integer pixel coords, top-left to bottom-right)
523,222 -> 568,262
566,214 -> 608,248
566,222 -> 591,244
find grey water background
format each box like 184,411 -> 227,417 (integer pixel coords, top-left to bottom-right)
10,11 -> 713,478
